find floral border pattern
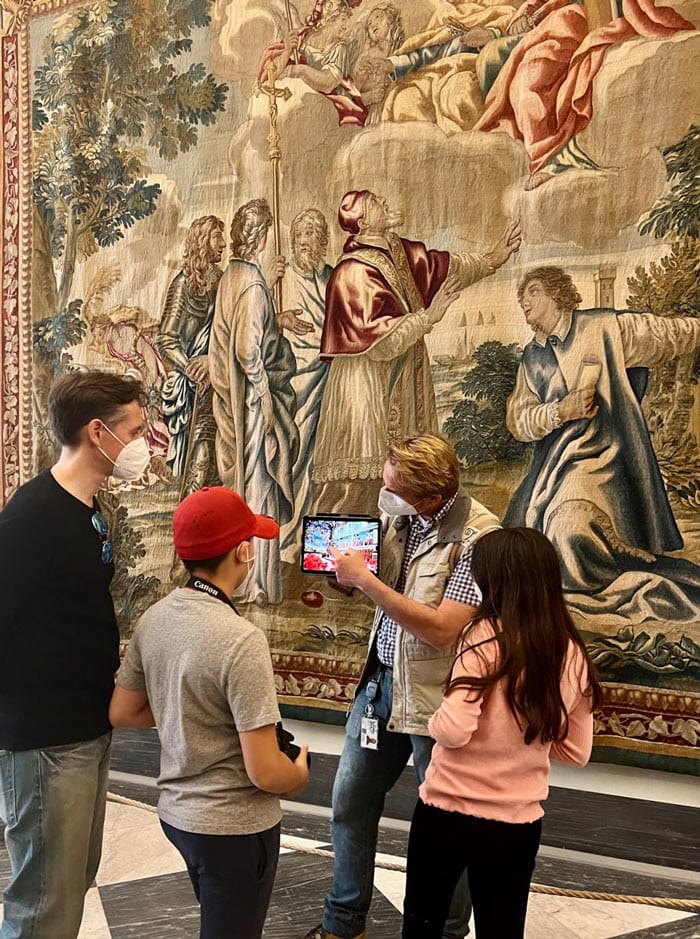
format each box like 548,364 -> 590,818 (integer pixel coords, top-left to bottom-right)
594,682 -> 700,756
1,34 -> 21,501
272,652 -> 362,711
272,660 -> 700,757
1,14 -> 33,502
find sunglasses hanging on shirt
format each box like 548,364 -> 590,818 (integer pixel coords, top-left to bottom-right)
91,511 -> 113,564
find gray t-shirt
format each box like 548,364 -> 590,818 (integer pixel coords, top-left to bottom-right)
117,588 -> 282,835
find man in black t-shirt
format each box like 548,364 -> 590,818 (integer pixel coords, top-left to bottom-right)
0,370 -> 148,939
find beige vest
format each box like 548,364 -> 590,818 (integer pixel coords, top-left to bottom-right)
358,493 -> 500,735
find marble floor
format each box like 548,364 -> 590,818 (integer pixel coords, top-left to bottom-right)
1,721 -> 699,938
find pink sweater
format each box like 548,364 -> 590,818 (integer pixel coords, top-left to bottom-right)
420,620 -> 594,824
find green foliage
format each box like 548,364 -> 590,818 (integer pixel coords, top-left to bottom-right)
630,128 -> 700,502
32,99 -> 48,131
639,125 -> 700,240
33,0 -> 229,297
33,299 -> 87,374
443,340 -> 529,467
106,501 -> 163,636
32,301 -> 88,462
626,238 -> 700,322
588,627 -> 700,676
626,242 -> 700,503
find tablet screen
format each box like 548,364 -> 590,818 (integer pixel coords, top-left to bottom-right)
300,514 -> 381,575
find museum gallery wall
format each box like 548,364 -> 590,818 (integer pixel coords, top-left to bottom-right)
1,0 -> 698,772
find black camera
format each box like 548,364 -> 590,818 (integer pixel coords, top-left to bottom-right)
276,722 -> 311,768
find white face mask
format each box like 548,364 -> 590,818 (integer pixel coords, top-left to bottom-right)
240,551 -> 256,580
378,486 -> 418,516
99,424 -> 151,481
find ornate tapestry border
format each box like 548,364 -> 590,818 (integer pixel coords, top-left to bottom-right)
602,682 -> 700,717
278,696 -> 349,714
272,666 -> 700,758
29,0 -> 81,16
2,34 -> 20,497
592,736 -> 697,760
1,12 -> 34,500
18,24 -> 33,488
594,682 -> 700,757
272,651 -> 360,711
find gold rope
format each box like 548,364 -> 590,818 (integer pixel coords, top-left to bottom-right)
106,792 -> 700,914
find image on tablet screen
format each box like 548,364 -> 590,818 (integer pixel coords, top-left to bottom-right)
301,515 -> 380,575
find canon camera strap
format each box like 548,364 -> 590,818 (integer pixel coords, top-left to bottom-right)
185,576 -> 239,613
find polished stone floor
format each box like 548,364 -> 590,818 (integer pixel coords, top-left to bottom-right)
1,721 -> 699,938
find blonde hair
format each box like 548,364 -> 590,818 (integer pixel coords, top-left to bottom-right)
386,434 -> 460,501
230,199 -> 273,261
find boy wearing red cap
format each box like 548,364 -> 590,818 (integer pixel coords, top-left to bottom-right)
110,487 -> 309,939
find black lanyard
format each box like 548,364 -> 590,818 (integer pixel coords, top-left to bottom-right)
185,576 -> 239,613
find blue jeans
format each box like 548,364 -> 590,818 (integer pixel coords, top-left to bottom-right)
323,668 -> 471,938
161,820 -> 281,939
0,733 -> 111,939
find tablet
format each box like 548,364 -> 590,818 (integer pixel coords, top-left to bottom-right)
300,514 -> 381,575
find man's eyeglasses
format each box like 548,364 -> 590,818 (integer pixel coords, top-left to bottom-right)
91,511 -> 113,564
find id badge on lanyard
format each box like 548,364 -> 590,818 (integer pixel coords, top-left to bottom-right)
361,675 -> 380,750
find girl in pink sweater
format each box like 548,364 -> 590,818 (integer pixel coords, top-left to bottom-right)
402,527 -> 601,939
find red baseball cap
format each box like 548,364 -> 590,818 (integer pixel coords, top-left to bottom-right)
173,487 -> 280,560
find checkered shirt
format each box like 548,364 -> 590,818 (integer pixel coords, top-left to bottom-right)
375,494 -> 481,667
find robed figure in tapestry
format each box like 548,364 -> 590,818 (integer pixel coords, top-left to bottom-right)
209,199 -> 299,605
505,266 -> 700,622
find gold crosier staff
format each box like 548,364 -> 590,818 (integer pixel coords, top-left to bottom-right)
255,59 -> 291,316
254,0 -> 300,315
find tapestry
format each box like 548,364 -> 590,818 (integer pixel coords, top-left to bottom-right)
1,0 -> 699,772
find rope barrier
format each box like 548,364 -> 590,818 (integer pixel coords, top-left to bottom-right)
106,791 -> 700,914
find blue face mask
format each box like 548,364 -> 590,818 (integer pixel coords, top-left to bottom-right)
377,486 -> 419,516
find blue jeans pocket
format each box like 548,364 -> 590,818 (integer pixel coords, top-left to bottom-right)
0,749 -> 16,825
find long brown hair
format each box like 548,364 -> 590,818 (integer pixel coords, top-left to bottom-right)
182,215 -> 224,295
448,528 -> 602,744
